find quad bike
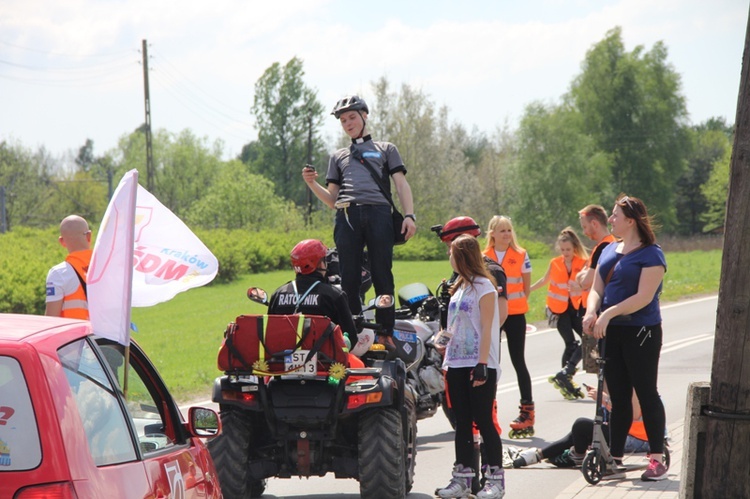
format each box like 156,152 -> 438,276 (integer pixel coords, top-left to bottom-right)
207,289 -> 418,499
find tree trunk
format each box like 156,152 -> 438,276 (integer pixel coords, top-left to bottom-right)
701,5 -> 750,497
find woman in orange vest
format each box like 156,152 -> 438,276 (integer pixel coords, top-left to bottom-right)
483,215 -> 535,438
530,227 -> 588,400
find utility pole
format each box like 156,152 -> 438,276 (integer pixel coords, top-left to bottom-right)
142,39 -> 154,191
306,109 -> 314,225
700,4 -> 750,497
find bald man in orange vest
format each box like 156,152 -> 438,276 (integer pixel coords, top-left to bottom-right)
45,215 -> 93,319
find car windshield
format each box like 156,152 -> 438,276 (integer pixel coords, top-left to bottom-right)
0,356 -> 42,471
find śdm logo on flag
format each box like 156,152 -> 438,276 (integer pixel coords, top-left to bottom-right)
88,169 -> 219,345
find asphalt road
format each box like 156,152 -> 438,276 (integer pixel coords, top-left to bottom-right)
186,295 -> 717,498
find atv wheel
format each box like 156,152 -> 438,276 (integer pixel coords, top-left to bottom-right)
404,395 -> 418,494
207,406 -> 266,498
358,407 -> 406,499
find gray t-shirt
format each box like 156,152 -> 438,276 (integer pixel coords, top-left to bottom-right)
326,138 -> 406,205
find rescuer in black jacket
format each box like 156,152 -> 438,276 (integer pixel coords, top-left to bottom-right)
268,239 -> 359,345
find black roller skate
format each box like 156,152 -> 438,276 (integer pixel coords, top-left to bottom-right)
549,371 -> 584,400
508,401 -> 535,438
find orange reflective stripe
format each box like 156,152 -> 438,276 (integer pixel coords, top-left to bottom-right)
547,256 -> 586,313
484,247 -> 528,315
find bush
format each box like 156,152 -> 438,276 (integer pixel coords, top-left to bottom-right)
0,226 -> 65,314
0,223 -> 552,314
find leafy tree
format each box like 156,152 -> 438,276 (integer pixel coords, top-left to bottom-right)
512,102 -> 613,234
701,145 -> 731,233
567,27 -> 689,231
75,139 -> 97,173
187,160 -> 304,231
0,140 -> 57,229
676,120 -> 732,234
109,128 -> 223,218
251,57 -> 326,206
76,138 -> 116,198
39,169 -> 108,225
367,78 -> 477,229
155,130 -> 224,218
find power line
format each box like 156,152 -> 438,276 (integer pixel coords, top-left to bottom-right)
0,38 -> 134,59
150,65 -> 252,126
150,49 -> 252,122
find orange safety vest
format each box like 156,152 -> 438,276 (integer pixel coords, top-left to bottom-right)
62,249 -> 92,320
580,235 -> 616,308
547,255 -> 586,314
628,419 -> 648,441
483,246 -> 528,315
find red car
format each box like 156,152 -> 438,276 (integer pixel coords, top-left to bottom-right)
0,313 -> 223,499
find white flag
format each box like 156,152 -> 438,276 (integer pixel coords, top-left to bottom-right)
130,185 -> 218,307
88,169 -> 138,345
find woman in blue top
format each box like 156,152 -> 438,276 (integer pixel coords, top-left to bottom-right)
582,194 -> 668,482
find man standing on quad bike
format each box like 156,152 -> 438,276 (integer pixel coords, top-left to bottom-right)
268,239 -> 360,351
436,217 -> 509,491
301,95 -> 416,347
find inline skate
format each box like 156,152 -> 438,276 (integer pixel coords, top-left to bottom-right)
549,370 -> 584,400
508,401 -> 535,438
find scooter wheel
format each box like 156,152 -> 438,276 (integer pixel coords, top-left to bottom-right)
582,450 -> 603,485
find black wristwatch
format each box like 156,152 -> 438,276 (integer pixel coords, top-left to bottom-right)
404,214 -> 416,222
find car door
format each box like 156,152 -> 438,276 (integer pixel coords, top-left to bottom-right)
57,337 -> 154,498
96,339 -> 219,499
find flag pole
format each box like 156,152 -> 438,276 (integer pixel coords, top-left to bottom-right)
122,173 -> 138,399
123,344 -> 131,398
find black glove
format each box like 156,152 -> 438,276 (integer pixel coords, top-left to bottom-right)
471,363 -> 488,383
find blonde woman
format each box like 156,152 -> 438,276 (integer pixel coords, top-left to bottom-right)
483,216 -> 535,439
437,235 -> 504,499
530,227 -> 589,400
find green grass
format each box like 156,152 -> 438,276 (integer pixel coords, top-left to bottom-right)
131,250 -> 722,402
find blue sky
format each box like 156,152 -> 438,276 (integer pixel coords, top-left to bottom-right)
0,0 -> 746,162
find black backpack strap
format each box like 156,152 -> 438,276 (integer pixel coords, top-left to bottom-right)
350,145 -> 397,211
224,322 -> 251,369
71,266 -> 88,299
304,320 -> 337,364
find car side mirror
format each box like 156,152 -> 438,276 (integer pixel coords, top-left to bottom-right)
188,407 -> 221,438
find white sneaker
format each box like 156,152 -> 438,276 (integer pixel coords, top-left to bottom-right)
512,448 -> 539,468
477,465 -> 505,499
436,465 -> 475,498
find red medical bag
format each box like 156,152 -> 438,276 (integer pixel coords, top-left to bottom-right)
217,314 -> 349,373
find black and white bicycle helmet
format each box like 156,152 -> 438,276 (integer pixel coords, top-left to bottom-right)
331,95 -> 369,119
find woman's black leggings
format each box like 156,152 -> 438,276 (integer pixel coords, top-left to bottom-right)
541,417 -> 596,458
556,302 -> 583,371
603,323 -> 665,458
446,367 -> 502,469
502,314 -> 533,402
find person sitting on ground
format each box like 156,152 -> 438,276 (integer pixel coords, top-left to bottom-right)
513,385 -> 660,469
